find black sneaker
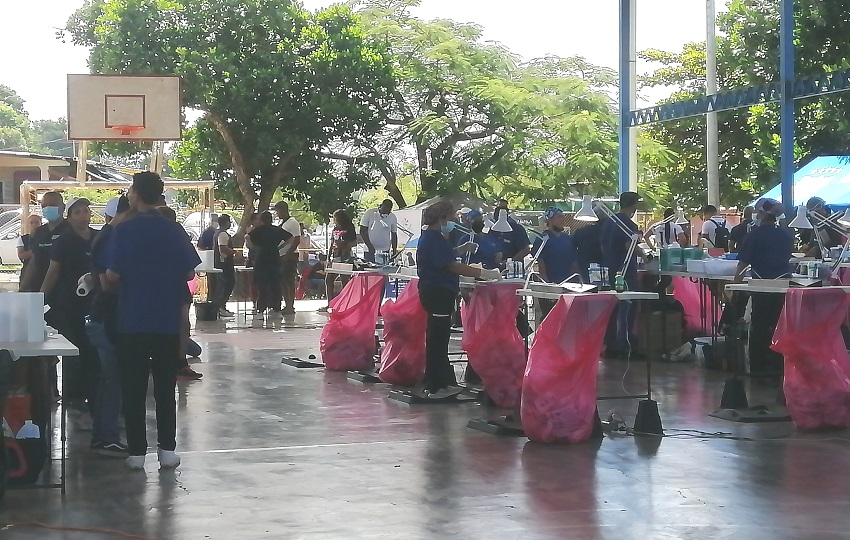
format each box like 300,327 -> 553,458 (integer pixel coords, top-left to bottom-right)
177,367 -> 203,380
95,441 -> 129,457
90,439 -> 102,449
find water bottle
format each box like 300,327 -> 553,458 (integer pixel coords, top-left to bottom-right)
808,261 -> 818,279
506,258 -> 514,279
15,419 -> 40,439
614,273 -> 626,293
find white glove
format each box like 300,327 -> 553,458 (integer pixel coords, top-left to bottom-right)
479,268 -> 502,281
457,241 -> 479,254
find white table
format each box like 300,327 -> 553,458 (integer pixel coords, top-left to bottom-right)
1,335 -> 78,495
517,289 -> 658,301
726,283 -> 850,294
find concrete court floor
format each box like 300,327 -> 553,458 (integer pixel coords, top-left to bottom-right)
3,301 -> 850,539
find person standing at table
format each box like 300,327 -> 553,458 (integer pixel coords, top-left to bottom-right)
644,208 -> 687,249
213,214 -> 237,318
104,171 -> 201,470
801,196 -> 843,258
248,211 -> 291,313
573,207 -> 607,283
41,198 -> 98,422
489,199 -> 531,262
274,202 -> 301,315
733,198 -> 793,379
461,210 -> 501,269
417,200 -> 502,397
322,209 -> 357,309
728,206 -> 754,253
699,205 -> 730,251
16,214 -> 43,285
601,192 -> 642,358
360,199 -> 398,263
533,207 -> 579,318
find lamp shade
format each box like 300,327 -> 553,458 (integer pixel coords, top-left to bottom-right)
675,212 -> 689,225
491,210 -> 512,232
788,205 -> 813,229
838,209 -> 850,227
574,195 -> 598,222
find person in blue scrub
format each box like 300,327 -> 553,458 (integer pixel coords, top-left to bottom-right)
417,200 -> 502,397
734,198 -> 792,378
532,207 -> 579,318
489,199 -> 531,263
460,209 -> 502,269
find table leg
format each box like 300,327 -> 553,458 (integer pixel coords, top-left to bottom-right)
60,355 -> 66,496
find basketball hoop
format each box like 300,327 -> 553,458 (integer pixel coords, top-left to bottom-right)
110,125 -> 145,137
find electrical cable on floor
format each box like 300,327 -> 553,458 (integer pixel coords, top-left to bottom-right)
0,521 -> 157,539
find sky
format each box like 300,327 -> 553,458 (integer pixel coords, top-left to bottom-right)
0,0 -> 724,121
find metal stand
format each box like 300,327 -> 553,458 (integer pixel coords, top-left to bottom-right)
386,387 -> 477,404
347,367 -> 383,384
281,351 -> 324,369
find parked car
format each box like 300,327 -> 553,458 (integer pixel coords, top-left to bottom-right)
0,226 -> 21,265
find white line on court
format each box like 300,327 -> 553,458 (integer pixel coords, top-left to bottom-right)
178,439 -> 429,456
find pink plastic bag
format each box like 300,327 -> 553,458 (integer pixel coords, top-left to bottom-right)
319,272 -> 385,371
521,294 -> 618,443
187,275 -> 199,296
672,276 -> 720,336
772,288 -> 850,430
378,278 -> 427,385
461,283 -> 525,408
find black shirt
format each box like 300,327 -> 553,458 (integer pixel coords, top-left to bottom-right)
331,224 -> 356,259
214,230 -> 235,271
248,225 -> 291,269
573,222 -> 604,267
50,226 -> 96,313
27,220 -> 71,292
729,220 -> 751,252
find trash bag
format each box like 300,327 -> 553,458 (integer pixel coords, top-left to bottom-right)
672,277 -> 720,337
378,278 -> 428,385
772,288 -> 850,430
461,283 -> 525,408
319,272 -> 385,371
521,294 -> 618,443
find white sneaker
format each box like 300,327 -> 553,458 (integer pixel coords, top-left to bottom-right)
158,448 -> 181,469
126,455 -> 145,470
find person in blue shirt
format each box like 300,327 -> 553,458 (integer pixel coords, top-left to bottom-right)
459,209 -> 502,269
532,207 -> 580,318
417,200 -> 501,397
600,192 -> 642,358
104,172 -> 201,470
489,199 -> 531,263
734,198 -> 792,377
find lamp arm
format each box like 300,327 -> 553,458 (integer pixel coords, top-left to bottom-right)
522,234 -> 549,278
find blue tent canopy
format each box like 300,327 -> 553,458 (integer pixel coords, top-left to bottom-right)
760,156 -> 850,210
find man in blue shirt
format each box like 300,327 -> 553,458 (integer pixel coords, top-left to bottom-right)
105,172 -> 201,470
532,207 -> 579,318
734,198 -> 792,377
600,192 -> 642,358
460,210 -> 501,269
489,200 -> 531,263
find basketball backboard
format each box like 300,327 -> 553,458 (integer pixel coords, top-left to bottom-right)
67,74 -> 182,141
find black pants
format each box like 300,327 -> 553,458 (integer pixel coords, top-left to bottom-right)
419,286 -> 458,392
214,267 -> 236,311
749,293 -> 785,375
254,265 -> 282,312
0,350 -> 13,500
117,333 -> 180,456
47,308 -> 98,406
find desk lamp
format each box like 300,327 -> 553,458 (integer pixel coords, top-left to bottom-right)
491,209 -> 513,233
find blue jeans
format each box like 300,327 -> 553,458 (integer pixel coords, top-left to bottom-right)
85,317 -> 122,444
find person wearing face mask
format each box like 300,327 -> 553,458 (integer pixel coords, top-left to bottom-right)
41,198 -> 99,427
459,210 -> 501,269
359,199 -> 398,263
20,191 -> 71,292
417,200 -> 501,397
800,196 -> 842,258
489,199 -> 531,263
733,198 -> 792,381
532,207 -> 579,318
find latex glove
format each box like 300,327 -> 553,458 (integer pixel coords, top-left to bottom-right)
479,268 -> 502,281
457,241 -> 479,254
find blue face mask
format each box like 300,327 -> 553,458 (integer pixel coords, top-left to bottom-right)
42,206 -> 61,222
441,221 -> 456,235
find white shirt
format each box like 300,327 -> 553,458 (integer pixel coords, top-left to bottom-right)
652,223 -> 684,248
278,217 -> 301,255
359,208 -> 397,252
217,231 -> 231,262
701,217 -> 726,247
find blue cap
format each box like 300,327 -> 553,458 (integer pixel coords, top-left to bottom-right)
465,209 -> 482,221
543,206 -> 563,221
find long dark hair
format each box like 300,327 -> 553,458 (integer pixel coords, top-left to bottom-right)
663,208 -> 674,245
333,209 -> 353,229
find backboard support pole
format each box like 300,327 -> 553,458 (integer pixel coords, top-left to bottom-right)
76,141 -> 89,186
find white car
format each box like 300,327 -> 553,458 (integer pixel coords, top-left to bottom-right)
182,211 -> 237,242
0,226 -> 21,265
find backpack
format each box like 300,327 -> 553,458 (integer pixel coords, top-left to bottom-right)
710,218 -> 730,250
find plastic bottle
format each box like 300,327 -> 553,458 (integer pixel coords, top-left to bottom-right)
614,273 -> 626,293
808,261 -> 818,279
15,420 -> 40,439
506,258 -> 514,279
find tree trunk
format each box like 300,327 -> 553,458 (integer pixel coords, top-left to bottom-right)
208,111 -> 255,241
416,143 -> 435,201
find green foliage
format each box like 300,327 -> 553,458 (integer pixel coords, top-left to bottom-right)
30,119 -> 74,156
0,86 -> 31,151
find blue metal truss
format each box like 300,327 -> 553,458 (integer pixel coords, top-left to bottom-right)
627,67 -> 850,127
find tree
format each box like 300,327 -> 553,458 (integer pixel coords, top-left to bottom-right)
0,85 -> 31,152
64,0 -> 397,232
30,119 -> 74,156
